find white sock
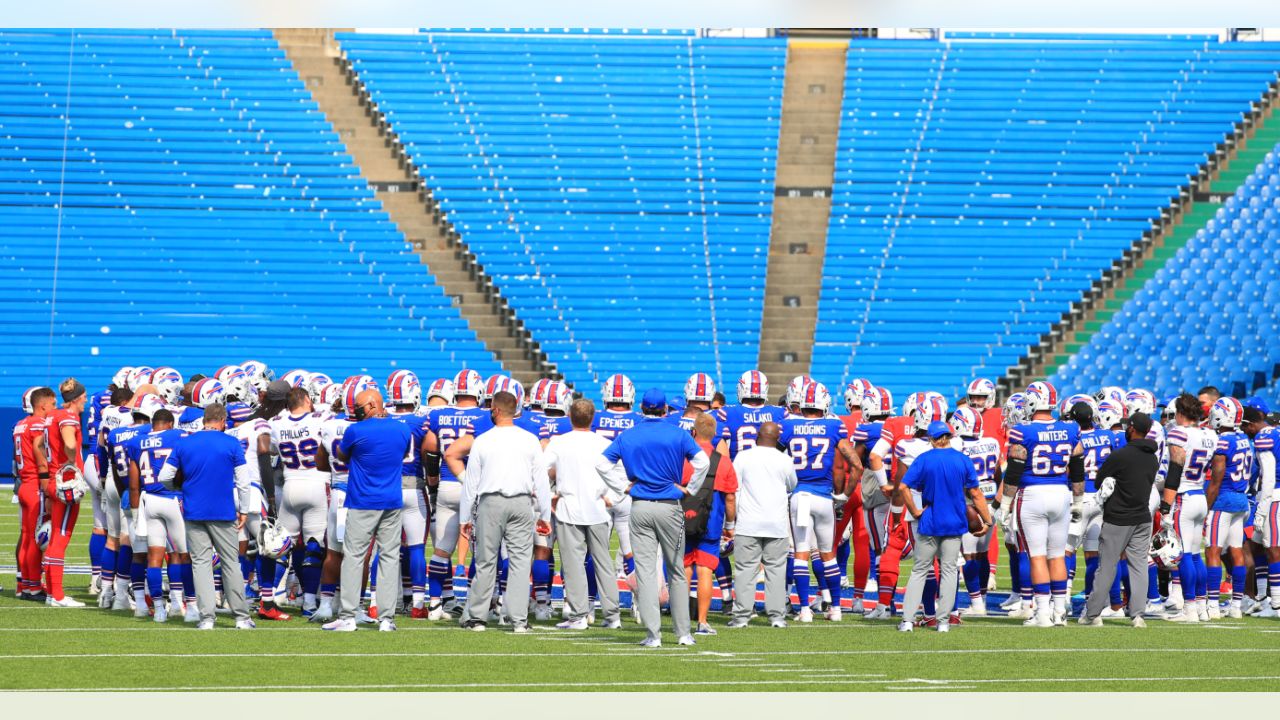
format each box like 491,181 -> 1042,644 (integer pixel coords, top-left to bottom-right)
134,589 -> 147,608
303,592 -> 317,609
1052,594 -> 1067,615
170,589 -> 183,609
115,577 -> 130,597
412,591 -> 424,610
1035,594 -> 1050,615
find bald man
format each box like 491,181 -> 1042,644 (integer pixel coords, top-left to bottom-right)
728,421 -> 797,628
325,389 -> 414,632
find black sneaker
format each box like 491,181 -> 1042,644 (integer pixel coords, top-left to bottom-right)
23,591 -> 48,603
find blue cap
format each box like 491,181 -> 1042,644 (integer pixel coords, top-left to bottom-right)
927,420 -> 952,439
641,388 -> 667,412
1244,396 -> 1271,415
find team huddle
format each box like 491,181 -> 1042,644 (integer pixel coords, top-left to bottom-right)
9,362 -> 1280,633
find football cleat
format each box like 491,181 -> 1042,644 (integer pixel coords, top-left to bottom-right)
796,606 -> 814,623
897,620 -> 913,633
235,619 -> 257,630
638,637 -> 662,648
771,619 -> 788,629
409,607 -> 429,620
257,605 -> 292,621
960,598 -> 987,616
1132,616 -> 1147,628
726,618 -> 750,629
695,623 -> 718,636
999,594 -> 1022,610
676,635 -> 696,646
1024,610 -> 1054,628
1078,614 -> 1103,626
184,604 -> 201,623
826,607 -> 842,623
379,618 -> 397,632
864,604 -> 891,620
153,602 -> 168,623
322,618 -> 357,632
196,619 -> 216,631
557,617 -> 589,630
48,595 -> 85,608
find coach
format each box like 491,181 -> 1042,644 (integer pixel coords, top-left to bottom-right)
325,389 -> 412,633
897,421 -> 991,632
1080,413 -> 1162,627
596,388 -> 709,648
156,403 -> 254,630
727,421 -> 796,628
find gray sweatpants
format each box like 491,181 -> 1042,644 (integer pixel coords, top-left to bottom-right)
186,520 -> 250,623
900,533 -> 961,622
1085,521 -> 1152,620
732,534 -> 789,623
338,507 -> 403,621
557,518 -> 620,623
631,499 -> 691,642
465,494 -> 535,626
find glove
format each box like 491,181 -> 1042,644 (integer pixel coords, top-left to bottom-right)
1161,512 -> 1175,533
1097,477 -> 1117,504
1000,505 -> 1018,536
1070,496 -> 1083,524
1255,501 -> 1271,533
832,493 -> 849,506
1067,517 -> 1085,549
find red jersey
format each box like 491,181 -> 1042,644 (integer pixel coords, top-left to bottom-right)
46,407 -> 83,469
879,415 -> 914,477
980,406 -> 1006,456
682,440 -> 739,494
12,415 -> 51,483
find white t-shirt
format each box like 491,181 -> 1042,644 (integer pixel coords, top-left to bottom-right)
460,424 -> 551,525
543,429 -> 615,526
732,446 -> 799,539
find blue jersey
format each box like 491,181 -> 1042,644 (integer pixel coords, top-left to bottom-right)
389,412 -> 429,479
778,416 -> 849,496
126,428 -> 184,497
1079,428 -> 1118,493
667,412 -> 730,446
226,402 -> 254,430
1213,431 -> 1253,511
85,389 -> 112,455
427,407 -> 493,483
105,423 -> 149,506
716,404 -> 786,459
539,415 -> 573,441
1008,420 -> 1080,487
513,411 -> 545,438
852,421 -> 884,467
592,409 -> 643,440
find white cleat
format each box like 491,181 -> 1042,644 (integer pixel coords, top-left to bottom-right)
1007,604 -> 1035,620
1131,616 -> 1147,628
1000,594 -> 1022,610
639,637 -> 662,649
378,619 -> 397,632
235,618 -> 256,630
556,618 -> 589,630
826,607 -> 842,623
960,599 -> 987,617
1078,614 -> 1103,626
1197,605 -> 1211,622
849,599 -> 866,615
1206,604 -> 1222,620
603,618 -> 623,629
89,576 -> 102,596
864,604 -> 890,620
1024,610 -> 1054,628
1051,610 -> 1067,627
322,618 -> 357,632
1100,607 -> 1124,618
1165,611 -> 1199,623
533,603 -> 553,622
771,619 -> 788,629
112,594 -> 131,612
1144,600 -> 1165,617
196,619 -> 215,630
1256,603 -> 1279,618
1226,606 -> 1243,619
796,606 -> 814,623
356,609 -> 376,625
47,595 -> 86,608
897,620 -> 913,632
184,604 -> 201,623
677,635 -> 696,646
426,603 -> 447,622
309,602 -> 335,623
936,621 -> 950,633
153,602 -> 168,623
98,589 -> 115,609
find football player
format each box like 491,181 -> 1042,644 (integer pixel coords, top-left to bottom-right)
13,387 -> 54,601
1164,393 -> 1216,622
888,396 -> 947,627
93,384 -> 135,609
779,381 -> 860,622
951,406 -> 1001,616
996,392 -> 1032,614
268,386 -> 331,616
423,369 -> 493,619
106,392 -> 164,615
593,374 -> 643,591
539,381 -> 574,445
42,378 -> 89,606
1241,406 -> 1279,616
673,373 -> 730,454
83,372 -> 128,596
1003,381 -> 1083,627
311,379 -> 361,623
529,380 -> 572,620
386,370 -> 432,617
125,409 -> 189,622
231,382 -> 286,621
851,386 -> 893,613
1206,397 -> 1254,618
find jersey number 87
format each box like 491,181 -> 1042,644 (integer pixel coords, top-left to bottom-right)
788,437 -> 829,470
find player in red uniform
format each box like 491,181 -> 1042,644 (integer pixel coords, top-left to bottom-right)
42,379 -> 89,605
967,378 -> 1005,589
834,380 -> 874,612
14,387 -> 55,600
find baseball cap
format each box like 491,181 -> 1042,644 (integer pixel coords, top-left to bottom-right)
640,388 -> 667,412
1129,412 -> 1153,437
927,420 -> 952,440
265,380 -> 292,403
1244,396 -> 1271,415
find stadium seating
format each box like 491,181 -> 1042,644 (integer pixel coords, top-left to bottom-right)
0,28 -> 501,401
810,36 -> 1280,401
338,32 -> 784,394
1051,143 -> 1280,399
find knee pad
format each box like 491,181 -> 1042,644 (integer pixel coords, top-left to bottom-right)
303,539 -> 324,568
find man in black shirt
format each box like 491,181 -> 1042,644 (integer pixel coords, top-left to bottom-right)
1080,413 -> 1161,627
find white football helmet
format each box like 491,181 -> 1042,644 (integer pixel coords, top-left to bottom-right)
1025,381 -> 1059,413
737,370 -> 769,404
966,378 -> 996,409
1095,386 -> 1126,411
215,365 -> 256,408
949,406 -> 983,438
149,367 -> 184,405
685,373 -> 717,404
342,375 -> 379,414
786,375 -> 812,408
112,366 -> 134,389
1162,396 -> 1179,423
923,391 -> 948,416
191,378 -> 226,408
1210,396 -> 1244,430
1061,393 -> 1097,418
21,386 -> 39,415
281,369 -> 309,388
860,386 -> 894,419
601,374 -> 635,407
914,394 -> 948,432
798,381 -> 831,414
844,378 -> 873,414
54,464 -> 89,504
545,381 -> 572,415
1095,400 -> 1124,430
306,373 -> 333,405
36,519 -> 52,551
319,382 -> 344,411
387,370 -> 422,409
1002,392 -> 1028,429
241,360 -> 273,393
484,375 -> 524,406
131,392 -> 167,421
903,392 -> 924,418
1126,389 -> 1156,417
426,378 -> 456,405
259,519 -> 294,560
453,369 -> 484,401
529,378 -> 552,409
126,366 -> 155,392
1150,524 -> 1182,569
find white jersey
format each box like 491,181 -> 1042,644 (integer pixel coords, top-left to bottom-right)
1167,423 -> 1217,494
1147,422 -> 1168,486
319,416 -> 353,491
230,416 -> 271,489
952,435 -> 1001,499
98,405 -> 133,445
895,436 -> 932,519
268,412 -> 329,484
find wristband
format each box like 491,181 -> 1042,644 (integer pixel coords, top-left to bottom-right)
1159,501 -> 1171,515
38,471 -> 50,480
724,522 -> 735,530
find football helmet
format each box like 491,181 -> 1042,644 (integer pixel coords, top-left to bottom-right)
737,370 -> 769,404
55,464 -> 89,504
281,369 -> 309,388
966,378 -> 996,408
1025,381 -> 1058,413
215,365 -> 256,408
1210,396 -> 1244,431
149,367 -> 184,405
949,406 -> 983,438
306,373 -> 333,406
1061,393 -> 1096,418
786,375 -> 812,408
21,386 -> 39,415
684,373 -> 717,404
342,375 -> 378,414
112,366 -> 135,389
36,519 -> 52,551
1095,386 -> 1126,411
844,378 -> 873,414
798,381 -> 831,414
319,382 -> 344,411
453,369 -> 484,401
259,519 -> 294,560
1150,524 -> 1182,570
1002,392 -> 1028,429
1095,400 -> 1124,430
529,378 -> 552,409
545,381 -> 572,415
131,392 -> 167,421
600,374 -> 635,407
426,378 -> 456,406
914,394 -> 948,432
387,370 -> 422,409
126,366 -> 155,393
902,392 -> 924,418
484,375 -> 524,406
1161,395 -> 1179,423
241,360 -> 273,393
1125,389 -> 1156,417
191,378 -> 227,408
860,386 -> 894,419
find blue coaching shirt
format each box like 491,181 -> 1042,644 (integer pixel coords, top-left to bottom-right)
902,447 -> 978,537
162,429 -> 247,522
603,416 -> 704,501
340,416 -> 414,511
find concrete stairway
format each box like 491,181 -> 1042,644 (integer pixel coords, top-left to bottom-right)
273,29 -> 547,385
757,41 -> 848,387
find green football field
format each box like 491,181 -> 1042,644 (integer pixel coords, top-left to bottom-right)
3,501 -> 1280,692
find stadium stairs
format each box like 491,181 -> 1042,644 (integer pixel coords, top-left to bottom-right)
274,28 -> 551,386
1008,70 -> 1280,392
758,40 -> 848,383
